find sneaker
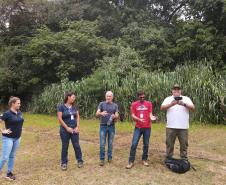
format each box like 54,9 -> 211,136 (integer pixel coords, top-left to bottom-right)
108,159 -> 112,163
99,160 -> 104,166
61,164 -> 67,171
126,162 -> 134,169
142,160 -> 149,167
77,162 -> 83,168
5,172 -> 16,181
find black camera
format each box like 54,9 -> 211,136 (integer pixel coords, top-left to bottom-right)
174,96 -> 182,101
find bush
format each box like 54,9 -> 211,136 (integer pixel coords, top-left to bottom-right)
29,46 -> 226,123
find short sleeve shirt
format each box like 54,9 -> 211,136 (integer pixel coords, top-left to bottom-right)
130,100 -> 152,128
161,96 -> 194,129
1,110 -> 24,138
97,102 -> 119,125
57,104 -> 78,128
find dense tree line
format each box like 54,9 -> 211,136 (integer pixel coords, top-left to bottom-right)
0,0 -> 225,116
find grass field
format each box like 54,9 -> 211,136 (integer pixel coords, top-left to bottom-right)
0,114 -> 226,185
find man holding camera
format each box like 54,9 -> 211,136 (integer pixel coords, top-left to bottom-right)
161,84 -> 195,160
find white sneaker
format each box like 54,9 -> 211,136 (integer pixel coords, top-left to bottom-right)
143,160 -> 149,167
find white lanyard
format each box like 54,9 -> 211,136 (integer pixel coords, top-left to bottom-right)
65,104 -> 74,120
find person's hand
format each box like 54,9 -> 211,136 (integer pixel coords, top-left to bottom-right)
74,126 -> 79,133
2,129 -> 12,134
101,111 -> 108,116
170,100 -> 178,106
66,127 -> 74,133
151,115 -> 157,121
178,100 -> 185,106
139,118 -> 145,123
112,114 -> 118,120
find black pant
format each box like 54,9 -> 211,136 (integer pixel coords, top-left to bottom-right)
60,127 -> 83,164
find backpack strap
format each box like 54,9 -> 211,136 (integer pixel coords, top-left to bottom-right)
191,165 -> 196,171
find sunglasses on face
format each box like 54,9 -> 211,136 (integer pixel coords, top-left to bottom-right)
139,96 -> 145,99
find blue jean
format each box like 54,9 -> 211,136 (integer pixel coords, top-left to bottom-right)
99,125 -> 115,160
60,127 -> 83,164
0,136 -> 20,173
129,128 -> 151,163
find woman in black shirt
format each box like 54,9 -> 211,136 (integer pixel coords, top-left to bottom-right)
57,92 -> 83,170
0,97 -> 24,181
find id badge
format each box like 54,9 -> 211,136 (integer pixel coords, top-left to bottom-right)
140,113 -> 144,118
71,115 -> 74,120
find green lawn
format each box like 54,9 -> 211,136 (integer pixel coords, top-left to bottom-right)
0,114 -> 226,185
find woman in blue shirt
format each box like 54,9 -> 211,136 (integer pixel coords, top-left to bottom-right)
57,92 -> 83,170
0,96 -> 24,181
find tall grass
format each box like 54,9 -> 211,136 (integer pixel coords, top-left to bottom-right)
29,47 -> 226,123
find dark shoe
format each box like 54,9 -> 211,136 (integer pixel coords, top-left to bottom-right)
77,162 -> 84,168
99,160 -> 104,166
165,156 -> 173,162
61,164 -> 67,171
126,162 -> 134,169
5,172 -> 16,181
108,159 -> 112,163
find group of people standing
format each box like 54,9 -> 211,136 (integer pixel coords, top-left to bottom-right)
0,84 -> 195,180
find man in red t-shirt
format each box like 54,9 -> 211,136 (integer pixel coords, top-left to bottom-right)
126,90 -> 156,169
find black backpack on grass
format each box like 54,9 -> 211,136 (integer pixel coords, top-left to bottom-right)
165,158 -> 191,174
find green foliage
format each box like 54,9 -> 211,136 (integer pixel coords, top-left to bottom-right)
0,0 -> 44,45
29,46 -> 226,124
121,21 -> 173,69
23,20 -> 114,81
0,0 -> 225,124
0,46 -> 34,101
0,20 -> 115,102
170,20 -> 226,67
